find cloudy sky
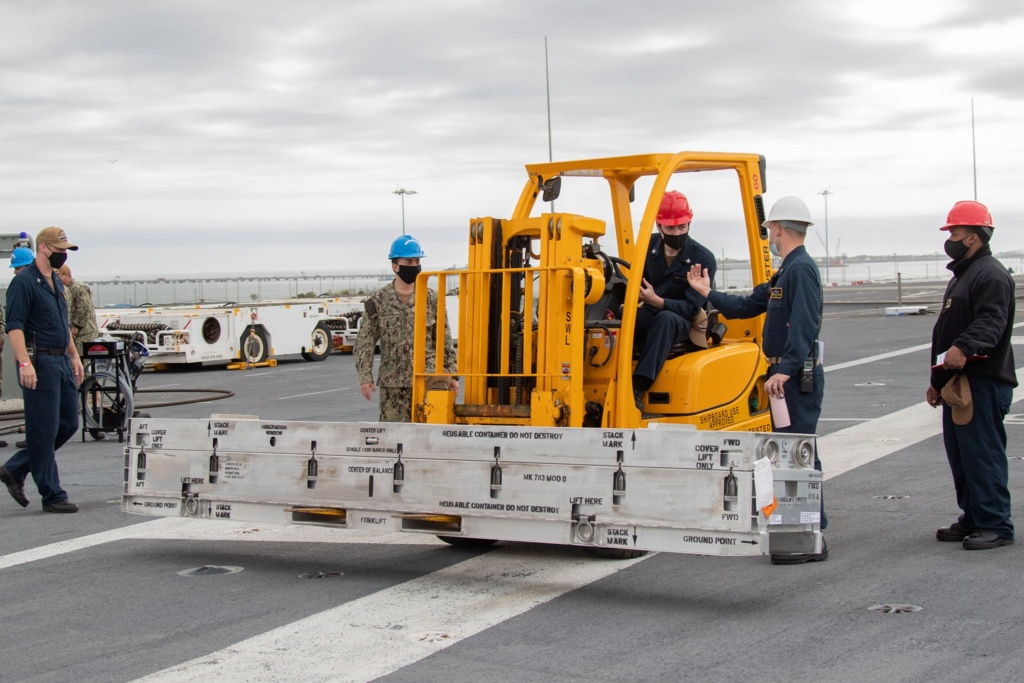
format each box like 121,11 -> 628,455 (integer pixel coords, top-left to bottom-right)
2,0 -> 1022,279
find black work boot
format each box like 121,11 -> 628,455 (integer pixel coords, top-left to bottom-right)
771,539 -> 829,565
0,466 -> 29,508
633,389 -> 644,411
936,522 -> 974,542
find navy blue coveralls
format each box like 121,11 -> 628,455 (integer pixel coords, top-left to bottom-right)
4,261 -> 80,506
633,234 -> 716,385
930,246 -> 1016,539
707,245 -> 826,529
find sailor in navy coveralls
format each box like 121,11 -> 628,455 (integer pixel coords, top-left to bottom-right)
688,196 -> 827,565
0,227 -> 85,513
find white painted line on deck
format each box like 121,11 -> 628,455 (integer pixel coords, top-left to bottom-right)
244,371 -> 276,377
135,544 -> 646,683
278,387 -> 349,400
822,366 -> 1024,480
0,518 -> 442,571
824,322 -> 1024,373
141,383 -> 181,390
824,343 -> 930,372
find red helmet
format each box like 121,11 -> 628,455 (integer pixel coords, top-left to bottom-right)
941,200 -> 993,231
657,190 -> 693,227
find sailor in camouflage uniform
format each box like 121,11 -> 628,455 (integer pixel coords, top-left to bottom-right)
57,265 -> 100,357
354,235 -> 458,422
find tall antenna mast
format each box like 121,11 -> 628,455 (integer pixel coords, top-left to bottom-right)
971,98 -> 977,200
545,36 -> 555,212
545,36 -> 553,164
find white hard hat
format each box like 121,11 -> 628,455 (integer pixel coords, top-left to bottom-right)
762,196 -> 814,230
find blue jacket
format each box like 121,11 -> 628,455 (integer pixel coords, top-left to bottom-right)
707,245 -> 822,377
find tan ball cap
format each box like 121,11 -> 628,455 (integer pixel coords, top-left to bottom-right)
36,226 -> 79,251
941,374 -> 973,426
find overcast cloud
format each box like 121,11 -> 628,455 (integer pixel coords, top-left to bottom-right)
2,0 -> 1023,278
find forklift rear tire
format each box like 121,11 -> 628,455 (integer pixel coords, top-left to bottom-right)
586,547 -> 649,560
436,536 -> 498,549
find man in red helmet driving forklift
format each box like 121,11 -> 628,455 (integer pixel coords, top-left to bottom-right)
631,190 -> 716,411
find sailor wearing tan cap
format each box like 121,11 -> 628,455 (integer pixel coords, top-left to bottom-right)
0,227 -> 85,513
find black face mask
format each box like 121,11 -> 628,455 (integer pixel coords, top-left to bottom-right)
396,264 -> 421,285
662,232 -> 687,251
47,251 -> 68,269
943,237 -> 970,260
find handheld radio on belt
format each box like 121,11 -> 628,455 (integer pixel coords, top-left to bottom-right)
799,285 -> 825,393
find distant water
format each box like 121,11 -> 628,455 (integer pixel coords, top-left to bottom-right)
86,257 -> 1024,307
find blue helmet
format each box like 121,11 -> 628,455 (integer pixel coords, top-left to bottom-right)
10,247 -> 33,269
388,235 -> 426,259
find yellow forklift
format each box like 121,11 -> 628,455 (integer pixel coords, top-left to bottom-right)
415,151 -> 774,432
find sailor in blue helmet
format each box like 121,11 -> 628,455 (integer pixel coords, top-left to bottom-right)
353,235 -> 458,422
688,196 -> 827,564
10,247 -> 34,272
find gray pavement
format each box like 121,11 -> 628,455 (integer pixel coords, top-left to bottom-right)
1,284 -> 1022,683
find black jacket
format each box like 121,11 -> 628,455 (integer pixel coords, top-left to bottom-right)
930,247 -> 1017,390
642,233 -> 716,321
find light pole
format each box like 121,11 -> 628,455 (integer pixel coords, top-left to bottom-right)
393,188 -> 417,235
819,188 -> 833,284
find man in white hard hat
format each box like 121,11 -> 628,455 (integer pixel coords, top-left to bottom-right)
688,196 -> 827,564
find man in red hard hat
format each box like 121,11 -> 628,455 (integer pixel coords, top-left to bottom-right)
631,190 -> 716,412
927,200 -> 1016,550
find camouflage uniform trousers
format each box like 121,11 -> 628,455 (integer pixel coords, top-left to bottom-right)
378,386 -> 414,423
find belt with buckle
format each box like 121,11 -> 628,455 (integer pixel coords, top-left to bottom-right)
34,346 -> 67,356
766,356 -> 820,366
